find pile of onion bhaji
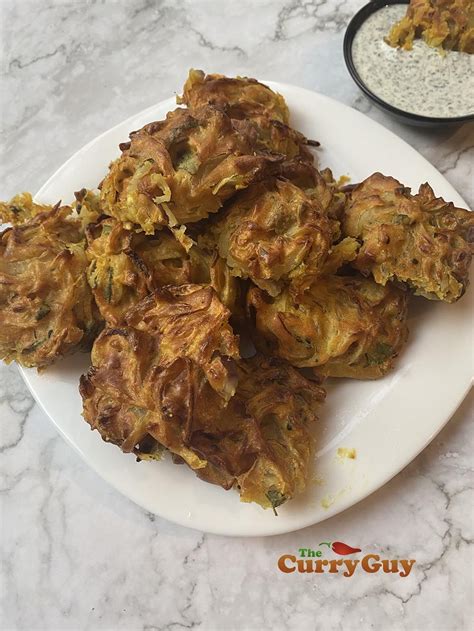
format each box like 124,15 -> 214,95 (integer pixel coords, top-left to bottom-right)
1,69 -> 473,512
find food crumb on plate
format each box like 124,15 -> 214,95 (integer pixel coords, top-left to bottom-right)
321,488 -> 349,509
337,447 -> 357,460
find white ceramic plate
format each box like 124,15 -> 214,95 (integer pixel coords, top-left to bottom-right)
19,82 -> 472,536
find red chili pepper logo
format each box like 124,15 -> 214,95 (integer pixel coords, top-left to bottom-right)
319,541 -> 361,555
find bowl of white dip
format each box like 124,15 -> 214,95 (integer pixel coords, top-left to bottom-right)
343,0 -> 474,126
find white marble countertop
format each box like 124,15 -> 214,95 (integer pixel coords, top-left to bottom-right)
1,1 -> 473,629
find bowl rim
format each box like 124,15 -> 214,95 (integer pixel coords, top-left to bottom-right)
343,0 -> 474,125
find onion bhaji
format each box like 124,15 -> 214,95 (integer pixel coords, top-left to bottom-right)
178,69 -> 315,162
0,202 -> 100,368
100,105 -> 282,233
0,192 -> 55,226
127,284 -> 239,402
277,160 -> 348,234
214,176 -> 333,297
248,275 -> 409,379
226,356 -> 325,509
178,69 -> 290,123
80,284 -> 325,509
0,189 -> 102,228
385,0 -> 474,53
342,172 -> 474,302
177,70 -> 319,163
85,216 -> 240,324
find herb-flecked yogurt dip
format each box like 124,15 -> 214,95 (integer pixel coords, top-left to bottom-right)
352,4 -> 474,118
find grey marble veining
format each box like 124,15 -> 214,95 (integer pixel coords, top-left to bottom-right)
0,1 -> 473,630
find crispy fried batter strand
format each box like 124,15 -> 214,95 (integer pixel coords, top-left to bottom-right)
0,203 -> 100,368
248,275 -> 409,379
73,188 -> 103,228
342,172 -> 474,302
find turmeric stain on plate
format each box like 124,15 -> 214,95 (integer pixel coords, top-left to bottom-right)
337,447 -> 357,461
321,488 -> 347,509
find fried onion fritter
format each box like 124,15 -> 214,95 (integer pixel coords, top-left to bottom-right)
196,355 -> 325,509
178,68 -> 290,123
85,218 -> 196,325
100,105 -> 282,233
80,284 -> 240,466
238,118 -> 314,163
342,172 -> 474,302
85,217 -> 240,324
280,161 -> 348,235
213,177 -> 333,297
0,189 -> 103,229
248,275 -> 409,379
127,284 -> 240,401
0,192 -> 54,226
178,69 -> 314,162
80,285 -> 325,508
385,0 -> 474,53
0,203 -> 100,368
